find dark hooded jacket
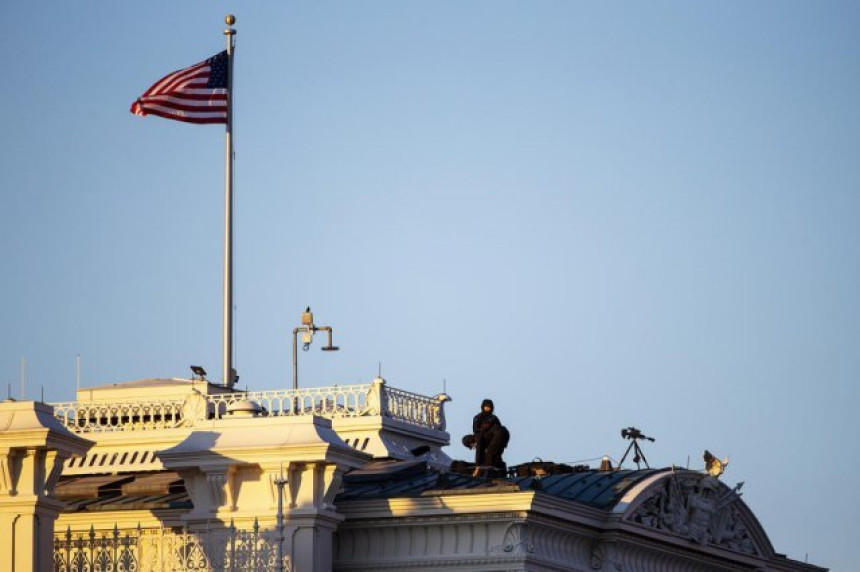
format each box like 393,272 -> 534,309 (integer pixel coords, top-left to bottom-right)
473,399 -> 500,435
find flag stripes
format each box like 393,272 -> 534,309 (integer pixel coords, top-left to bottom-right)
131,51 -> 229,124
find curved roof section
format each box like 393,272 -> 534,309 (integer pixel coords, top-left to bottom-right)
337,460 -> 663,509
507,469 -> 663,509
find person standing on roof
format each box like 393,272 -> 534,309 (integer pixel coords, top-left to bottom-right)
472,399 -> 501,475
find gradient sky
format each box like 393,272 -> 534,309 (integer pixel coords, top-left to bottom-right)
2,2 -> 858,569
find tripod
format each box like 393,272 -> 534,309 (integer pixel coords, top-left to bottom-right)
617,427 -> 655,470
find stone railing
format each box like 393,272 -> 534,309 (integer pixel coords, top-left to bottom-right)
384,385 -> 450,430
209,383 -> 374,419
50,380 -> 450,434
51,399 -> 186,432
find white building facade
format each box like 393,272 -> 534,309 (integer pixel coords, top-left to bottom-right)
0,376 -> 824,572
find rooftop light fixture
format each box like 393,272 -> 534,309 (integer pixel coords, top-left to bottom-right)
292,307 -> 339,390
190,366 -> 207,381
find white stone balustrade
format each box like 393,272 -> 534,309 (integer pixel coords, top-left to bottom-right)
382,385 -> 451,431
50,382 -> 449,434
51,400 -> 186,432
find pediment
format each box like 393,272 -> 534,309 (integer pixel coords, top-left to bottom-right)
621,471 -> 775,558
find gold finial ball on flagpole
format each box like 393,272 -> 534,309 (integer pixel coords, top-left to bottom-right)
225,14 -> 236,26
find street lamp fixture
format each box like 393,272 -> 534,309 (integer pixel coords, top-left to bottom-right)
292,307 -> 339,390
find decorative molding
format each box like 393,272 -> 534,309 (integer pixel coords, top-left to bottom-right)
180,389 -> 209,427
491,522 -> 534,555
206,472 -> 228,508
627,473 -> 757,555
226,465 -> 239,510
44,450 -> 67,496
363,378 -> 385,416
0,450 -> 21,495
322,464 -> 344,510
338,511 -> 527,527
431,393 -> 451,431
287,462 -> 303,509
590,540 -> 624,571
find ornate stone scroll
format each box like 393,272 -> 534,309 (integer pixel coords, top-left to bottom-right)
180,389 -> 209,427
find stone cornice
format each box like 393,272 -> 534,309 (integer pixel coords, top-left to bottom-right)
337,485 -> 610,528
333,416 -> 450,446
57,509 -> 183,531
158,415 -> 370,470
0,401 -> 92,455
337,489 -> 536,520
334,554 -> 529,570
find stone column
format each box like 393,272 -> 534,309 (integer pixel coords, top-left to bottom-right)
287,510 -> 344,572
0,400 -> 93,572
282,462 -> 347,572
159,415 -> 368,571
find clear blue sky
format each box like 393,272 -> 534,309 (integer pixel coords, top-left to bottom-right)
2,2 -> 857,568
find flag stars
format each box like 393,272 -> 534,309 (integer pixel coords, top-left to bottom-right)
206,52 -> 229,89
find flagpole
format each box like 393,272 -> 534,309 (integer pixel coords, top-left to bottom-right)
223,14 -> 236,388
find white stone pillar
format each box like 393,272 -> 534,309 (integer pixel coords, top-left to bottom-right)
287,511 -> 344,572
158,415 -> 368,571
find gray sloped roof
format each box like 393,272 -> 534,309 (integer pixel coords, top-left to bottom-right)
336,459 -> 661,510
507,469 -> 663,508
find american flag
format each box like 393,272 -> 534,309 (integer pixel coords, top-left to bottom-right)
131,51 -> 229,124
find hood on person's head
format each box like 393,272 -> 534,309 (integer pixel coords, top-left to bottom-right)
481,399 -> 494,412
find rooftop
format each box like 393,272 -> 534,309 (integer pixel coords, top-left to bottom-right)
55,460 -> 662,514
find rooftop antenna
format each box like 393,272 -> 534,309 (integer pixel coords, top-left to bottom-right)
20,356 -> 26,400
41,385 -> 44,403
378,361 -> 382,378
443,378 -> 447,394
7,383 -> 10,400
616,426 -> 656,470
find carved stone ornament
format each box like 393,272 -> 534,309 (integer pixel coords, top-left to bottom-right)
180,389 -> 209,427
628,473 -> 757,555
589,540 -> 623,571
490,522 -> 535,555
589,541 -> 606,570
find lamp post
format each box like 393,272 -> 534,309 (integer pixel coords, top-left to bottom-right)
292,307 -> 339,391
273,466 -> 288,572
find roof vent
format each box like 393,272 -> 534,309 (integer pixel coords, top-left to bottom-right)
600,455 -> 613,471
226,399 -> 262,417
